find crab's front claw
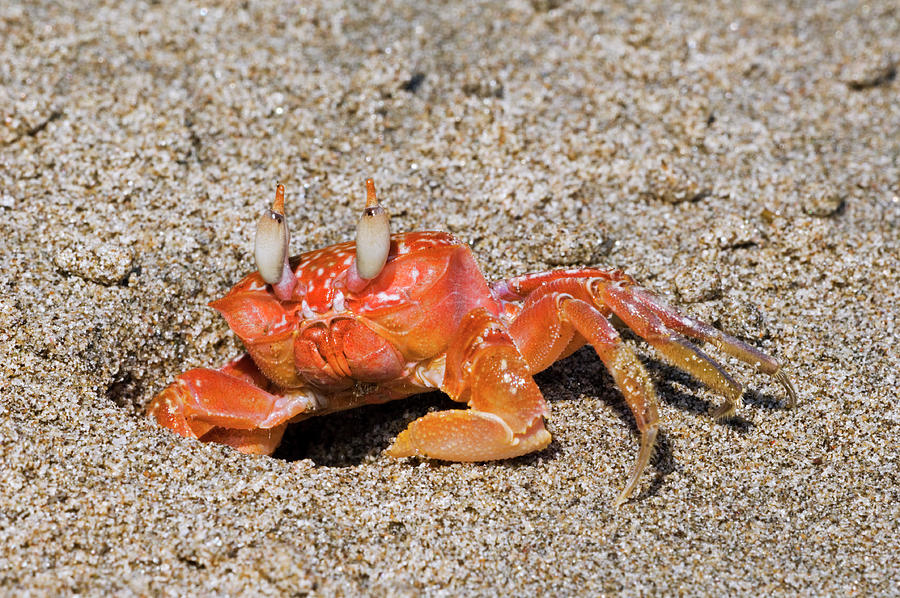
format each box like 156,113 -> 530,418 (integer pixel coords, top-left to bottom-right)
387,308 -> 552,461
147,356 -> 313,455
149,379 -> 208,440
148,373 -> 284,456
388,409 -> 551,462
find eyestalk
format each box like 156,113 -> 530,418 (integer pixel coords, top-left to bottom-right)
354,178 -> 391,280
255,184 -> 297,300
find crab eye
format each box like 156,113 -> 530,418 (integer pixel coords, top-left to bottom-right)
255,184 -> 291,284
355,178 -> 391,280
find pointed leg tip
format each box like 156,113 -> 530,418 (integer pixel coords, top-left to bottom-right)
615,425 -> 658,508
775,369 -> 799,408
709,402 -> 736,420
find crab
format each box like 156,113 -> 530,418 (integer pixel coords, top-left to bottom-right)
148,179 -> 797,505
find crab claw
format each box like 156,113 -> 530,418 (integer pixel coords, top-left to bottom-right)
354,178 -> 391,280
255,184 -> 297,301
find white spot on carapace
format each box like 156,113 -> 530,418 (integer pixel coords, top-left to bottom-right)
332,290 -> 346,312
343,255 -> 354,266
247,280 -> 267,291
375,291 -> 402,303
301,299 -> 316,319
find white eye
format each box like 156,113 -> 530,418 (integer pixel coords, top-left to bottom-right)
255,185 -> 290,284
355,179 -> 391,280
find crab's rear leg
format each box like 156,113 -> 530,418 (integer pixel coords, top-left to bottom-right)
505,291 -> 661,505
595,283 -> 799,418
387,308 -> 551,461
502,271 -> 795,416
147,354 -> 317,455
627,287 -> 798,407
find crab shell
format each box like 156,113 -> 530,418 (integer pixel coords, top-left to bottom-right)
212,231 -> 498,391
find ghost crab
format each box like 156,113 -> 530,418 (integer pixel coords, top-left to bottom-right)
149,179 -> 797,505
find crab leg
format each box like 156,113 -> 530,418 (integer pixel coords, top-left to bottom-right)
148,354 -> 318,455
497,270 -> 795,415
628,287 -> 798,407
387,308 -> 551,461
596,282 -> 746,418
560,298 -> 661,505
504,291 -> 660,505
494,269 -> 798,501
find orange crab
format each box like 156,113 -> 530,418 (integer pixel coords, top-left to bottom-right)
149,179 -> 797,505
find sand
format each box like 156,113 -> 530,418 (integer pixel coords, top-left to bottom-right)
1,0 -> 898,595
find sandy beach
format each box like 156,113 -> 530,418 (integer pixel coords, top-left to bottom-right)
1,1 -> 898,595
